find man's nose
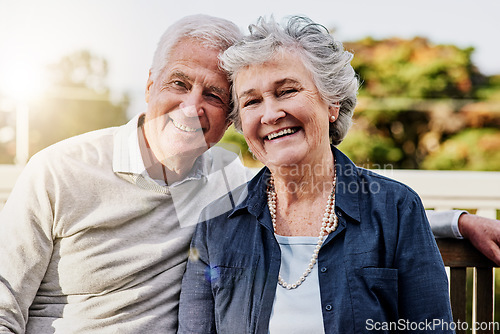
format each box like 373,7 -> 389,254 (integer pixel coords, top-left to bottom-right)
180,90 -> 204,117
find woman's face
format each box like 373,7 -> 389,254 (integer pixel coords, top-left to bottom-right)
235,51 -> 336,170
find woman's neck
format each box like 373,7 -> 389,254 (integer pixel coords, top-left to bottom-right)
270,151 -> 335,208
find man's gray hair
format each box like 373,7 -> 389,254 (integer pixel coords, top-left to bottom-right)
220,15 -> 359,145
150,14 -> 242,81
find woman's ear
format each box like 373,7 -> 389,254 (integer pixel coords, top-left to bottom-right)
329,102 -> 340,122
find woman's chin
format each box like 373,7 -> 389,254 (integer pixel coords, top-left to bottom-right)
266,152 -> 308,170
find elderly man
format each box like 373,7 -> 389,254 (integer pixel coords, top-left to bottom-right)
0,13 -> 499,334
0,15 -> 248,333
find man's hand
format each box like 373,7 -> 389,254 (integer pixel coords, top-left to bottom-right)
458,213 -> 500,265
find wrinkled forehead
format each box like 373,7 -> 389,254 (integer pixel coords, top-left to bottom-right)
234,49 -> 314,89
232,46 -> 310,79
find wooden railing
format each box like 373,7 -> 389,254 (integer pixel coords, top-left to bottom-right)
372,169 -> 500,219
437,239 -> 497,334
375,168 -> 500,334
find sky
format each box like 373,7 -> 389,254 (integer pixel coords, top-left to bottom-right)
1,0 -> 499,116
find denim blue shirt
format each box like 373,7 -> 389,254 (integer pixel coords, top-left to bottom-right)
178,148 -> 454,334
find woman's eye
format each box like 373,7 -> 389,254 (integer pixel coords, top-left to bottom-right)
242,99 -> 259,108
279,88 -> 298,96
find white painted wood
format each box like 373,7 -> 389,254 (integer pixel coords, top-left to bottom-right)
1,165 -> 499,218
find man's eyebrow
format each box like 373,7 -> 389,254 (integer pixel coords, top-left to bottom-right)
169,71 -> 192,82
168,71 -> 228,99
208,85 -> 229,100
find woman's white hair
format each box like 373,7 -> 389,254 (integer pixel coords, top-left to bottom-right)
150,14 -> 242,82
220,15 -> 359,145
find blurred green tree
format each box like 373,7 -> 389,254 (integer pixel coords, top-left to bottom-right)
346,37 -> 484,99
422,128 -> 500,170
27,50 -> 129,157
338,37 -> 500,170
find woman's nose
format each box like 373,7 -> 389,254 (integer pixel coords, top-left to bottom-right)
261,100 -> 285,124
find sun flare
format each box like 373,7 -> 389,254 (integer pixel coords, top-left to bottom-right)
0,57 -> 47,101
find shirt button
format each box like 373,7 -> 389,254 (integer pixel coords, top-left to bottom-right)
325,304 -> 333,311
320,267 -> 328,273
337,211 -> 342,217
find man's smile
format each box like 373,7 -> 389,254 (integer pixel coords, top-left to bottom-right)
171,118 -> 202,133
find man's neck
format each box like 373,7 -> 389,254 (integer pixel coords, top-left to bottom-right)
138,125 -> 199,185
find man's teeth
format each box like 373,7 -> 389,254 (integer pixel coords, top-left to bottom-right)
172,119 -> 199,132
267,128 -> 298,140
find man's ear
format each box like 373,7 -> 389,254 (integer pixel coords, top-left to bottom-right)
145,70 -> 154,103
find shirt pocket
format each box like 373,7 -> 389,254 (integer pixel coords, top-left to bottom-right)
211,251 -> 259,289
210,252 -> 260,333
351,267 -> 399,331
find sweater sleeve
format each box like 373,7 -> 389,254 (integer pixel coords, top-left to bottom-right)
0,154 -> 55,333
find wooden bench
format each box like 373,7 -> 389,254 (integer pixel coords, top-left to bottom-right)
437,239 -> 498,334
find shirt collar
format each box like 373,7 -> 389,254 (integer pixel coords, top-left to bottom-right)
333,147 -> 361,223
230,146 -> 361,225
113,113 -> 146,175
112,113 -> 211,186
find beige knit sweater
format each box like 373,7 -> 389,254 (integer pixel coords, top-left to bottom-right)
0,117 -> 250,334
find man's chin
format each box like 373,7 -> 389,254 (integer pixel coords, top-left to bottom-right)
164,145 -> 209,161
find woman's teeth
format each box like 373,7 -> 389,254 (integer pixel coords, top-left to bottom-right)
267,128 -> 298,140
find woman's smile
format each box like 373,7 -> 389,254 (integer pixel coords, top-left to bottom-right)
264,127 -> 301,141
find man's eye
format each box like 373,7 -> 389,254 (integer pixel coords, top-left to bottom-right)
206,93 -> 222,102
205,93 -> 227,107
173,80 -> 187,88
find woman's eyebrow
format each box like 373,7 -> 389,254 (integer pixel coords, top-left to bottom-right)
275,78 -> 301,87
238,89 -> 256,100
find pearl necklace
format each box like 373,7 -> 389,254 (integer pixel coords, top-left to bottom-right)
267,172 -> 338,290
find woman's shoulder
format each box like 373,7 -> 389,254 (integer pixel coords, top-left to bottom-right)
334,148 -> 419,199
356,167 -> 419,198
198,181 -> 251,223
196,168 -> 268,231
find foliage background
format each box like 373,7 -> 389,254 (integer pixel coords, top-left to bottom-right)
1,37 -> 499,170
222,37 -> 500,171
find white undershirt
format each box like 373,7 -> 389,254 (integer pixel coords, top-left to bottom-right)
268,235 -> 325,334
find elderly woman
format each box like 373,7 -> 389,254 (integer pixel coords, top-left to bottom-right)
178,16 -> 453,333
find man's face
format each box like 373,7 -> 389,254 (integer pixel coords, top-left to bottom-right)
143,38 -> 231,165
